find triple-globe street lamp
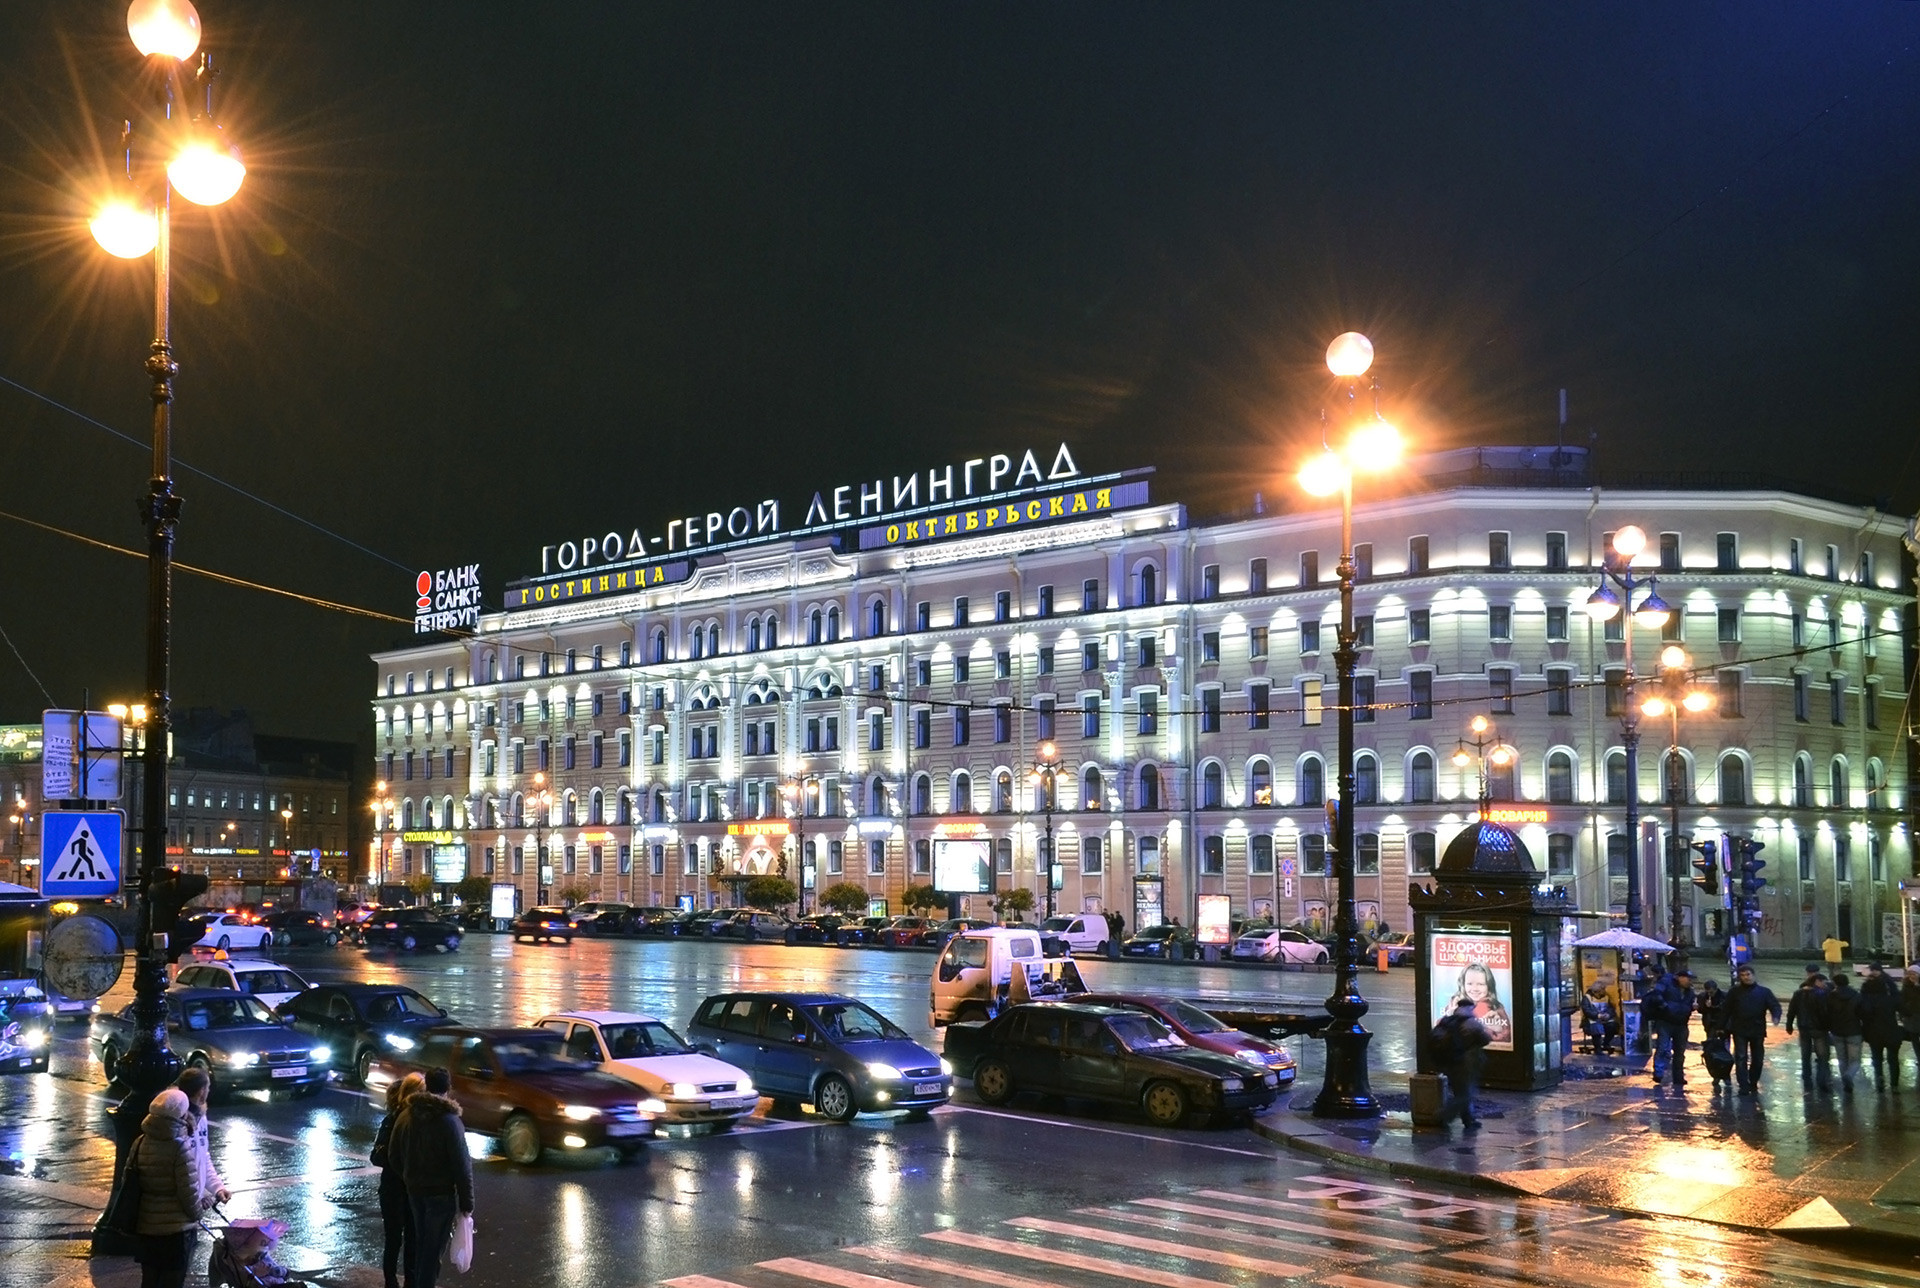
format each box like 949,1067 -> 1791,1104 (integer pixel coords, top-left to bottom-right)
1029,741 -> 1063,920
1642,646 -> 1715,944
1296,331 -> 1402,1119
1452,715 -> 1515,815
781,775 -> 819,913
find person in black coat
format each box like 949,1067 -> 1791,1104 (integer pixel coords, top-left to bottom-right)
393,1067 -> 474,1288
1859,965 -> 1903,1091
1785,974 -> 1832,1092
1825,974 -> 1866,1094
1643,969 -> 1695,1087
372,1072 -> 426,1288
1722,965 -> 1782,1095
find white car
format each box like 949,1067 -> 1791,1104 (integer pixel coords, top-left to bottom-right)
173,958 -> 314,1011
191,914 -> 274,952
535,1010 -> 759,1128
1038,914 -> 1112,955
1232,929 -> 1330,964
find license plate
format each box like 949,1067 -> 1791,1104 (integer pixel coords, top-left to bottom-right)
606,1121 -> 647,1137
271,1065 -> 307,1078
716,1096 -> 758,1111
15,1058 -> 30,1068
913,1082 -> 942,1096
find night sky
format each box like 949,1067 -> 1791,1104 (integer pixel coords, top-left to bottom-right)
0,2 -> 1917,752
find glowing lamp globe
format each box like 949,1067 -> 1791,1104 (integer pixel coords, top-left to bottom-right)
127,0 -> 201,59
1682,690 -> 1714,714
1611,524 -> 1647,559
1658,645 -> 1690,671
1345,420 -> 1402,472
1452,748 -> 1471,768
168,136 -> 246,206
1641,696 -> 1669,718
1297,450 -> 1346,498
1632,589 -> 1672,630
1325,331 -> 1374,378
1584,585 -> 1621,621
90,199 -> 159,258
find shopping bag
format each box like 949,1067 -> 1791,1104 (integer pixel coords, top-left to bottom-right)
449,1211 -> 474,1274
99,1138 -> 145,1237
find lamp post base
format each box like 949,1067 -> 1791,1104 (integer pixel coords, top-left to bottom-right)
1312,1023 -> 1381,1118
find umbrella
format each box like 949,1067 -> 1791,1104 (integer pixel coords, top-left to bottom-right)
1574,927 -> 1678,953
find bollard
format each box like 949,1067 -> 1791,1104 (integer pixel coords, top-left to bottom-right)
1376,947 -> 1390,972
1409,1073 -> 1446,1127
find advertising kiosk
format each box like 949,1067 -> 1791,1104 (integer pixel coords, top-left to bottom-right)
1409,822 -> 1574,1092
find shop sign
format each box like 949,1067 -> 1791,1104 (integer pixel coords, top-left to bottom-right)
858,476 -> 1150,551
1480,807 -> 1550,825
414,564 -> 482,635
727,821 -> 791,838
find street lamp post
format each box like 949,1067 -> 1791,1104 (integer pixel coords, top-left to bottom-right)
1643,646 -> 1714,946
1452,715 -> 1514,816
531,772 -> 553,905
1030,741 -> 1061,921
370,780 -> 390,893
781,776 -> 817,914
1581,525 -> 1674,936
1297,330 -> 1401,1120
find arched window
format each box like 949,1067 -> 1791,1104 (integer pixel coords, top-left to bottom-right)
650,789 -> 667,823
1546,751 -> 1574,804
748,618 -> 762,651
1606,751 -> 1629,805
1719,754 -> 1748,808
1830,757 -> 1850,808
1868,758 -> 1885,809
764,615 -> 779,649
484,653 -> 498,682
401,799 -> 415,829
869,599 -> 889,637
1298,757 -> 1324,807
1138,764 -> 1161,811
509,792 -> 524,827
1200,762 -> 1223,809
1139,564 -> 1159,606
994,770 -> 1013,813
1408,751 -> 1435,803
651,629 -> 667,664
826,606 -> 840,642
1793,754 -> 1813,808
707,623 -> 720,656
563,791 -> 578,825
952,771 -> 973,814
688,628 -> 703,661
1663,752 -> 1690,802
1247,759 -> 1273,807
1082,766 -> 1103,810
588,788 -> 604,825
912,774 -> 932,815
615,791 -> 632,825
1354,753 -> 1378,805
809,609 -> 823,645
870,776 -> 889,816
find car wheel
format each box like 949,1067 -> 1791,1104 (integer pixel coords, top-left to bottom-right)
442,936 -> 458,952
972,1059 -> 1016,1106
100,1041 -> 122,1083
1141,1080 -> 1189,1128
355,1046 -> 376,1084
217,935 -> 231,950
502,1113 -> 544,1166
1315,951 -> 1329,965
400,933 -> 419,952
814,1074 -> 858,1122
273,931 -> 292,948
324,932 -> 339,947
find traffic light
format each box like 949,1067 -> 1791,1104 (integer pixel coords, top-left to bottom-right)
149,867 -> 211,963
1737,839 -> 1768,897
1690,840 -> 1719,895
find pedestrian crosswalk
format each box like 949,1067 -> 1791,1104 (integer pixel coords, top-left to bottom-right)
658,1172 -> 1919,1288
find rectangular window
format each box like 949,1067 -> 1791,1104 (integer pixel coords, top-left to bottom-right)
870,712 -> 886,751
1250,835 -> 1274,876
591,734 -> 604,769
1137,691 -> 1158,736
1826,544 -> 1840,580
1717,608 -> 1740,643
1355,615 -> 1374,648
1082,579 -> 1100,612
538,738 -> 551,771
954,656 -> 970,684
1489,605 -> 1511,641
1408,535 -> 1429,575
1081,836 -> 1104,876
915,657 -> 932,686
1547,834 -> 1574,878
824,717 -> 839,750
1201,688 -> 1220,733
913,709 -> 931,749
872,839 -> 888,876
805,719 -> 821,753
1301,675 -> 1323,727
828,840 -> 845,876
1409,832 -> 1437,875
1408,609 -> 1431,644
1546,605 -> 1570,642
1037,585 -> 1054,617
1408,671 -> 1433,720
995,590 -> 1011,622
1798,833 -> 1815,882
1488,532 -> 1511,571
996,649 -> 1011,679
912,600 -> 931,631
1353,543 -> 1373,581
1830,675 -> 1846,725
1082,641 -> 1100,672
1659,532 -> 1681,571
1037,698 -> 1055,740
1353,674 -> 1375,723
1081,695 -> 1101,739
1865,681 -> 1880,730
1201,565 -> 1220,599
994,705 -> 1012,743
1248,558 -> 1268,594
1546,532 -> 1567,571
1298,622 -> 1318,654
953,708 -> 970,745
1607,834 -> 1629,879
1835,835 -> 1852,884
1861,551 -> 1876,585
1357,833 -> 1380,876
912,838 -> 930,875
1717,670 -> 1743,717
1604,669 -> 1626,717
1201,835 -> 1225,876
870,664 -> 886,691
1038,646 -> 1055,675
1661,609 -> 1683,642
1716,532 -> 1738,571
1301,834 -> 1328,876
1249,683 -> 1270,730
1138,635 -> 1156,668
953,597 -> 969,627
1489,667 -> 1513,715
1788,539 -> 1804,574
1202,631 -> 1221,663
1548,669 -> 1573,716
1871,835 -> 1885,883
1300,551 -> 1319,586
1794,672 -> 1809,722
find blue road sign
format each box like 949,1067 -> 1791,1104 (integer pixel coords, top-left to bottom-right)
42,811 -> 123,898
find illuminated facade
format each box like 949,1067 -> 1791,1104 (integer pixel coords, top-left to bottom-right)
371,448 -> 1916,954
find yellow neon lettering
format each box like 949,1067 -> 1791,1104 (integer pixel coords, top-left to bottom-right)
945,515 -> 957,535
887,525 -> 899,543
982,509 -> 997,527
598,576 -> 609,592
1071,494 -> 1088,513
1006,506 -> 1019,524
965,511 -> 979,531
1027,500 -> 1041,520
1096,488 -> 1111,508
1049,496 -> 1064,516
905,521 -> 919,540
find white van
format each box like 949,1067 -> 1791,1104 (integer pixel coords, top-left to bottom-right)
928,927 -> 1085,1027
1039,914 -> 1111,955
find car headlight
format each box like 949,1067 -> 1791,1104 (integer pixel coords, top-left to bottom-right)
1220,1077 -> 1243,1092
735,1080 -> 755,1095
310,1046 -> 332,1063
382,1033 -> 416,1051
670,1081 -> 698,1099
22,1030 -> 48,1049
1264,1072 -> 1279,1086
866,1063 -> 903,1080
226,1052 -> 260,1068
638,1098 -> 667,1115
939,1058 -> 954,1077
561,1104 -> 601,1121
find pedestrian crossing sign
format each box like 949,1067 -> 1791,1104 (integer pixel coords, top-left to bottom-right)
41,810 -> 123,897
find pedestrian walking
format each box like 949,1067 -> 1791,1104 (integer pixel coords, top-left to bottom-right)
1859,964 -> 1903,1091
1643,967 -> 1695,1087
372,1072 -> 426,1288
1822,934 -> 1850,971
1105,910 -> 1123,958
133,1087 -> 225,1288
394,1067 -> 474,1288
1786,973 -> 1833,1092
1899,968 -> 1920,1078
1722,965 -> 1782,1095
1825,973 -> 1865,1094
1696,980 -> 1734,1091
1430,996 -> 1491,1131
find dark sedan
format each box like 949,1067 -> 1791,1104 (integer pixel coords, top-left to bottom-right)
569,902 -> 635,935
1122,924 -> 1196,959
689,992 -> 951,1121
943,1001 -> 1279,1127
511,908 -> 575,944
834,916 -> 892,947
361,908 -> 462,953
786,914 -> 844,944
280,981 -> 457,1083
260,909 -> 339,948
92,988 -> 331,1098
715,911 -> 790,941
1076,993 -> 1296,1085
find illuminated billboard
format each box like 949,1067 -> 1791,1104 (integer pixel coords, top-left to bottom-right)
1429,927 -> 1515,1051
1196,894 -> 1232,946
933,839 -> 992,894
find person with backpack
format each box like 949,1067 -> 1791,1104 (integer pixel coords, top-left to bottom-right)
1696,980 -> 1734,1091
1825,973 -> 1866,1094
1643,967 -> 1695,1088
1859,964 -> 1903,1091
1431,997 -> 1491,1132
394,1067 -> 474,1288
1785,972 -> 1832,1092
1722,965 -> 1782,1095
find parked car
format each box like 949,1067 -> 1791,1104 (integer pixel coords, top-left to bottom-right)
943,1001 -> 1280,1127
534,1010 -> 759,1128
92,988 -> 331,1098
510,907 -> 575,944
921,917 -> 993,948
1039,914 -> 1114,955
786,914 -> 845,944
834,916 -> 893,947
173,958 -> 313,1011
569,902 -> 635,935
688,992 -> 951,1121
716,911 -> 791,941
1370,931 -> 1417,965
365,1027 -> 658,1164
0,979 -> 53,1074
361,908 -> 463,953
697,908 -> 748,937
279,981 -> 456,1083
258,909 -> 339,948
879,916 -> 936,948
1121,924 -> 1196,959
1076,993 -> 1296,1085
625,906 -> 681,936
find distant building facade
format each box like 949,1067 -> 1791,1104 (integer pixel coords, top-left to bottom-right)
371,446 -> 1917,955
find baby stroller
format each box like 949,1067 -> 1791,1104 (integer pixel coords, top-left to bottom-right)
208,1217 -> 304,1287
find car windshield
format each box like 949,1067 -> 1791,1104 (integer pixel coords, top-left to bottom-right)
1162,1000 -> 1233,1034
1041,917 -> 1073,931
362,991 -> 443,1021
493,1035 -> 593,1074
239,971 -> 306,996
1139,925 -> 1177,940
1106,1012 -> 1183,1053
806,1001 -> 906,1043
177,996 -> 278,1030
600,1021 -> 695,1058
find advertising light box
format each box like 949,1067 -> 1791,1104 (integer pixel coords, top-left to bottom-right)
431,845 -> 467,886
933,839 -> 992,894
1196,893 -> 1232,946
1429,927 -> 1516,1051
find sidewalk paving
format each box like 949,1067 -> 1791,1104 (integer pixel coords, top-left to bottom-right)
1253,1044 -> 1920,1247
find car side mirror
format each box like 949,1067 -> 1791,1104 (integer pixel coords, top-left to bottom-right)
790,1031 -> 810,1045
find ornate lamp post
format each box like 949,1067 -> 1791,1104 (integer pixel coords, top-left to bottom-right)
1297,330 -> 1402,1119
781,775 -> 818,914
370,780 -> 391,891
1580,524 -> 1674,935
1029,741 -> 1062,920
531,771 -> 553,905
1452,715 -> 1514,816
1642,645 -> 1714,945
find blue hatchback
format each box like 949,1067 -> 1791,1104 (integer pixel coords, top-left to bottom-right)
688,992 -> 951,1121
